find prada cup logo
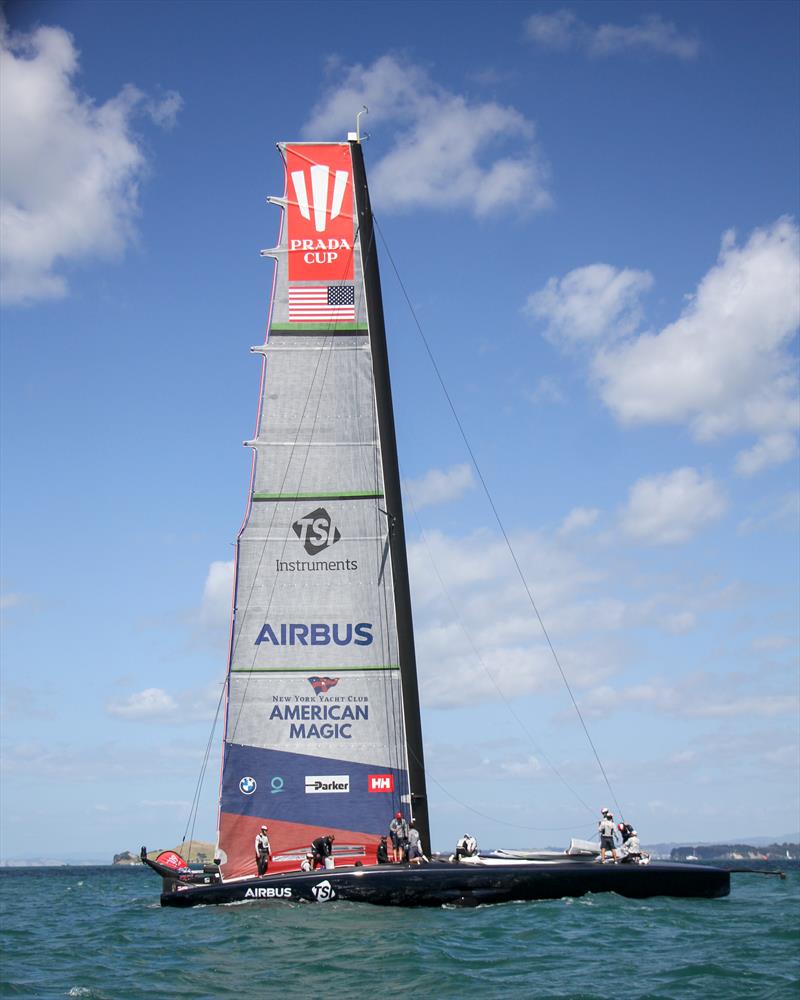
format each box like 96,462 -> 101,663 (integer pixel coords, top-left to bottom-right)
291,165 -> 349,233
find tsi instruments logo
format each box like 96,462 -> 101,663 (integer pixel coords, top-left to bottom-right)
292,508 -> 340,555
311,879 -> 337,902
277,508 -> 357,573
368,774 -> 395,793
305,775 -> 349,794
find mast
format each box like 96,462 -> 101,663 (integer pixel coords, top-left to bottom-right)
350,139 -> 431,853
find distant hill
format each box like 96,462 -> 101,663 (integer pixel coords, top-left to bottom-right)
112,841 -> 217,865
671,842 -> 799,862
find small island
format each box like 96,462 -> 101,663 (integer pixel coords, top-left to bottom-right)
112,841 -> 217,866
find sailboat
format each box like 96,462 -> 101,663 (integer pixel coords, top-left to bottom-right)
143,132 -> 729,907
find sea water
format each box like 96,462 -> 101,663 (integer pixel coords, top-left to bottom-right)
1,866 -> 798,999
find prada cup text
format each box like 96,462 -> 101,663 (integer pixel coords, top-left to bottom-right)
289,237 -> 352,265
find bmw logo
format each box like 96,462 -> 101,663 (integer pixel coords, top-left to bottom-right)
239,776 -> 257,795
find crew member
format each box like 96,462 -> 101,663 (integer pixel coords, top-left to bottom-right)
619,828 -> 643,864
376,836 -> 390,864
389,812 -> 409,862
407,821 -> 427,865
254,825 -> 271,877
311,833 -> 335,869
453,833 -> 478,862
300,852 -> 314,872
598,808 -> 618,863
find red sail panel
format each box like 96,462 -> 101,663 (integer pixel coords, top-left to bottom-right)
285,144 -> 355,282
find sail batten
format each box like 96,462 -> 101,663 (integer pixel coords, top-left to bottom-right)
217,141 -> 423,878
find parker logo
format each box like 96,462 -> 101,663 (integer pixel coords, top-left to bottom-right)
292,508 -> 341,555
308,676 -> 339,694
305,774 -> 350,794
368,774 -> 395,793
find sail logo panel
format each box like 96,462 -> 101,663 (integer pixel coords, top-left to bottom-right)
286,144 -> 354,282
218,142 -> 411,878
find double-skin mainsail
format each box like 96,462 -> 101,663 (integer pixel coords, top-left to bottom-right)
216,140 -> 429,878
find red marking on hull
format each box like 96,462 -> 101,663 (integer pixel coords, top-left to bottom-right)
219,812 -> 381,878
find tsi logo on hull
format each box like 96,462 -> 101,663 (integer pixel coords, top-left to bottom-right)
368,774 -> 395,793
305,774 -> 350,794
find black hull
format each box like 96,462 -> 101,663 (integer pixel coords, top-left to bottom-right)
159,860 -> 729,908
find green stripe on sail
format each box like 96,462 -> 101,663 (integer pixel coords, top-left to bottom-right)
270,323 -> 369,331
230,665 -> 400,673
252,490 -> 383,501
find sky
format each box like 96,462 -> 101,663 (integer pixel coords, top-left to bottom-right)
1,0 -> 798,862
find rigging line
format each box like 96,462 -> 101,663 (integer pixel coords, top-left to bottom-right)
361,220 -> 421,812
374,216 -> 624,821
181,679 -> 226,853
422,763 -> 595,834
401,473 -> 595,817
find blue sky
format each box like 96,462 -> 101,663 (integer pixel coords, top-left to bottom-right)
1,1 -> 798,861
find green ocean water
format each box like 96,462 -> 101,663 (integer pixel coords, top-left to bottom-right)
1,866 -> 798,999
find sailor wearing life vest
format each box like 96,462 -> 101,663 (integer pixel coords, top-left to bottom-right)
453,834 -> 478,862
254,825 -> 271,876
389,812 -> 409,862
597,808 -> 618,863
619,826 -> 644,864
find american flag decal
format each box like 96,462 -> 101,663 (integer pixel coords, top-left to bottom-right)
289,285 -> 356,323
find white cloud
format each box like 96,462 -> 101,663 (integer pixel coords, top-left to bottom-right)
664,611 -> 696,634
525,263 -> 653,344
619,467 -> 727,545
0,21 -> 180,304
404,463 -> 475,511
577,678 -> 798,720
106,687 -> 177,719
105,683 -> 220,722
0,592 -> 24,611
408,527 -> 622,708
199,559 -> 234,629
525,10 -> 700,59
303,55 -> 550,217
559,507 -> 600,536
528,219 -> 800,474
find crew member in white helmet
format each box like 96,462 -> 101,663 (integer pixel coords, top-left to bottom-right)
453,833 -> 478,862
255,825 -> 271,876
597,808 -> 618,863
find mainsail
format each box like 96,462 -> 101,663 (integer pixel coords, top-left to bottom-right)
217,141 -> 428,877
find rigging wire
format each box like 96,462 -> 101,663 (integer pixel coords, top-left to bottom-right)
180,679 -> 226,860
374,215 -> 625,822
402,480 -> 596,818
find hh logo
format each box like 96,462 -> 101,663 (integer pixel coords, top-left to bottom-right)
286,145 -> 354,282
368,774 -> 395,793
292,508 -> 341,555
